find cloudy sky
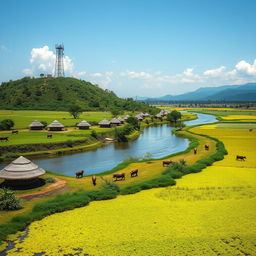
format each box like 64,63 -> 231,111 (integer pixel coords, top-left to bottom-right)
0,0 -> 256,98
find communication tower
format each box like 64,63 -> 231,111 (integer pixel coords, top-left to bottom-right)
54,44 -> 65,77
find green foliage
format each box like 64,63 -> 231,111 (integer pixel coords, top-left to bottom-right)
40,120 -> 47,128
69,104 -> 83,119
0,188 -> 22,211
101,179 -> 120,192
0,77 -> 157,113
0,187 -> 118,244
44,177 -> 56,184
167,110 -> 182,122
126,116 -> 140,130
91,129 -> 98,139
0,119 -> 14,130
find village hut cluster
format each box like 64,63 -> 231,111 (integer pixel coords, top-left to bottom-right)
155,109 -> 169,119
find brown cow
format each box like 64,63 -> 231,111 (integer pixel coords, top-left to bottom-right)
130,169 -> 138,177
11,130 -> 19,134
47,134 -> 53,138
193,148 -> 197,155
76,170 -> 84,178
249,129 -> 253,132
162,160 -> 173,167
204,145 -> 209,151
92,175 -> 97,186
113,173 -> 125,181
236,155 -> 246,161
0,136 -> 8,141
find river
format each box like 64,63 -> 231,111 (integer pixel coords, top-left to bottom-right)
1,112 -> 216,176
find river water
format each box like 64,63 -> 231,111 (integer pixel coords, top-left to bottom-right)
1,112 -> 216,176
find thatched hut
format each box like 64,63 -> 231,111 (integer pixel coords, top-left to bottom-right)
110,118 -> 121,126
47,120 -> 65,131
135,114 -> 143,121
117,117 -> 125,124
155,113 -> 163,119
99,119 -> 111,128
77,120 -> 91,130
29,120 -> 44,130
124,115 -> 130,122
0,156 -> 45,186
142,112 -> 150,118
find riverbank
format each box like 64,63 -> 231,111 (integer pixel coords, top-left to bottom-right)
0,112 -> 197,163
0,120 -> 224,250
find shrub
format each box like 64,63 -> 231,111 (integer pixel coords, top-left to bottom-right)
0,119 -> 14,130
0,188 -> 22,210
101,180 -> 120,192
91,129 -> 98,139
44,177 -> 56,183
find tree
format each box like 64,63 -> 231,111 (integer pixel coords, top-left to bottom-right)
126,116 -> 140,130
167,110 -> 182,123
0,119 -> 14,130
0,188 -> 22,210
69,104 -> 83,119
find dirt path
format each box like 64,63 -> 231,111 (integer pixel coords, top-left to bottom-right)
18,178 -> 67,201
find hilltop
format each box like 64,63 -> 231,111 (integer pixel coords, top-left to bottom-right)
0,77 -> 156,113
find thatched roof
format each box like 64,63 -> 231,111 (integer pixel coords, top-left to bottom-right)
47,120 -> 65,128
77,120 -> 91,127
143,112 -> 150,117
0,156 -> 45,180
29,120 -> 44,128
135,114 -> 143,120
99,119 -> 111,125
118,117 -> 125,122
124,115 -> 130,121
110,118 -> 121,124
156,113 -> 163,118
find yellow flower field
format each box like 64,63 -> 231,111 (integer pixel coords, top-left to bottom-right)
221,114 -> 256,121
6,123 -> 256,256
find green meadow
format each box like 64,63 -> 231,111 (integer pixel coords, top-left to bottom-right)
0,110 -> 113,129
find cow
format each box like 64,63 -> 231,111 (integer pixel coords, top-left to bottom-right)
76,170 -> 84,178
204,145 -> 209,151
47,134 -> 53,138
193,148 -> 197,155
130,169 -> 138,177
113,173 -> 125,181
0,136 -> 8,141
249,129 -> 253,132
92,175 -> 97,186
11,130 -> 19,134
236,155 -> 246,161
162,160 -> 173,167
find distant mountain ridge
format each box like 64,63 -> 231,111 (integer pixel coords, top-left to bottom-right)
138,83 -> 256,102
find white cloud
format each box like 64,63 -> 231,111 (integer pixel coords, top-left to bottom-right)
26,45 -> 74,75
90,72 -> 104,77
235,59 -> 256,75
22,68 -> 33,76
121,71 -> 152,79
203,66 -> 226,77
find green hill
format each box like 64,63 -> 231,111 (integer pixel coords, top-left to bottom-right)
0,77 -> 156,113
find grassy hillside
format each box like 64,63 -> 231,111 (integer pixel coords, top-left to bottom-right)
0,77 -> 157,113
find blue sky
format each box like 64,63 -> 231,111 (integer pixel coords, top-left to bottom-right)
0,0 -> 256,97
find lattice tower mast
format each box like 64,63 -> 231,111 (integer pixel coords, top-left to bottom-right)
54,44 -> 65,77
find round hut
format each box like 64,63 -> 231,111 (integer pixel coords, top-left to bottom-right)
99,119 -> 111,128
0,156 -> 45,186
47,120 -> 65,131
29,120 -> 45,130
77,120 -> 91,130
110,118 -> 121,126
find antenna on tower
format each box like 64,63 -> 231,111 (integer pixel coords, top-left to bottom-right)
54,44 -> 65,77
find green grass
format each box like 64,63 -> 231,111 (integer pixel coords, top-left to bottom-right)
0,110 -> 114,129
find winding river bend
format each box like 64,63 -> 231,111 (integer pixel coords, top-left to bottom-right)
1,113 -> 217,176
